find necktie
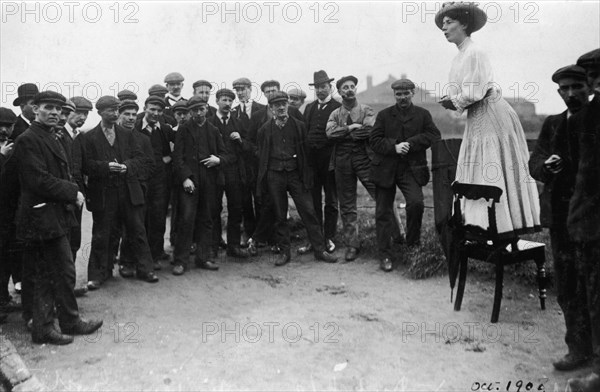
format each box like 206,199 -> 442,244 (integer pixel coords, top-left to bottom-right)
242,103 -> 246,115
222,114 -> 228,126
319,102 -> 327,110
73,128 -> 79,138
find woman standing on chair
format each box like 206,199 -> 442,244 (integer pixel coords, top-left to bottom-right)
436,2 -> 541,238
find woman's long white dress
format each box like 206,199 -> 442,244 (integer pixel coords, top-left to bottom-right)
448,37 -> 540,237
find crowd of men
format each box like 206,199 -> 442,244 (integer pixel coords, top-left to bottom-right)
0,47 -> 599,392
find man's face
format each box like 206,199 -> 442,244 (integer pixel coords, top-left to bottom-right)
190,104 -> 208,123
315,83 -> 332,101
586,67 -> 600,95
173,110 -> 189,126
263,85 -> 279,101
194,85 -> 212,102
34,102 -> 62,127
234,85 -> 251,102
288,95 -> 304,109
339,81 -> 356,101
20,98 -> 36,121
0,123 -> 14,142
68,110 -> 88,129
394,89 -> 414,109
98,107 -> 119,125
118,108 -> 138,129
557,77 -> 590,113
270,101 -> 288,119
144,103 -> 164,125
167,82 -> 183,96
217,96 -> 233,113
58,108 -> 73,127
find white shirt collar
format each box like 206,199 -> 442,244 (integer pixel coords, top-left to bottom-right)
216,111 -> 230,123
166,93 -> 183,102
142,117 -> 158,131
20,114 -> 31,125
317,95 -> 332,105
64,122 -> 77,139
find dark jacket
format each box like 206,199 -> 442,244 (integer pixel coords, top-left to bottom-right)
369,103 -> 441,188
133,118 -> 175,177
529,111 -> 575,228
74,123 -> 153,212
11,116 -> 30,141
208,114 -> 254,185
172,119 -> 229,187
232,101 -> 266,130
567,96 -> 600,242
13,121 -> 79,241
255,117 -> 312,198
304,99 -> 342,150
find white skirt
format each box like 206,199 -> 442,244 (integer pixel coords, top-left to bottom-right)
455,89 -> 541,237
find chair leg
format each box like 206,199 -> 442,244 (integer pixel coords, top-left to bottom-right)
491,256 -> 504,323
454,249 -> 468,312
534,252 -> 547,311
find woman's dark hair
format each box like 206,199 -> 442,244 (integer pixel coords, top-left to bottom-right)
443,9 -> 475,36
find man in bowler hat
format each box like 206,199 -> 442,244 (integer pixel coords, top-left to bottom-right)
11,83 -> 39,140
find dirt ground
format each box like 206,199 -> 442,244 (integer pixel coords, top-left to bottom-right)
1,207 -> 589,392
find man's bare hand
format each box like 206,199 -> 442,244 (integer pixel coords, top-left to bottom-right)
348,124 -> 362,131
162,156 -> 172,164
183,178 -> 195,193
395,142 -> 410,155
544,154 -> 564,174
230,132 -> 242,143
201,155 -> 220,168
0,142 -> 14,156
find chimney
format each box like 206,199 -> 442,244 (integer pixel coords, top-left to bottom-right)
366,75 -> 373,90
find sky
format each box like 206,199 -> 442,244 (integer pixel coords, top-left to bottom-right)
1,0 -> 599,128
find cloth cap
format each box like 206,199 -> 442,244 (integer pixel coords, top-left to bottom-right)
62,100 -> 76,112
336,75 -> 358,90
233,77 -> 252,88
148,84 -> 169,96
117,89 -> 138,101
70,96 -> 93,112
577,48 -> 600,70
95,96 -> 120,111
0,108 -> 18,125
215,88 -> 236,100
145,96 -> 166,109
551,65 -> 587,83
187,96 -> 208,110
261,80 -> 280,92
164,72 -> 184,83
268,91 -> 289,105
391,79 -> 416,90
119,100 -> 139,113
171,100 -> 189,112
192,80 -> 212,89
288,88 -> 307,99
33,91 -> 67,106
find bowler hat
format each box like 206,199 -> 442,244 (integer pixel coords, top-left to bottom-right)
33,91 -> 67,106
119,100 -> 139,113
435,2 -> 487,33
577,48 -> 600,70
164,72 -> 184,84
261,80 -> 280,92
336,75 -> 358,90
117,89 -> 138,101
391,79 -> 416,90
70,96 -> 93,112
216,89 -> 236,100
192,80 -> 212,89
145,96 -> 166,109
172,100 -> 189,113
232,77 -> 252,88
268,91 -> 289,105
148,84 -> 169,97
552,65 -> 587,83
187,96 -> 208,110
95,96 -> 120,111
0,108 -> 17,125
13,83 -> 39,106
309,70 -> 334,86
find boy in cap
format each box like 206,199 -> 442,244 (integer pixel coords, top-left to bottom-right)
11,83 -> 39,140
288,88 -> 307,113
75,95 -> 158,289
255,91 -> 338,266
12,91 -> 102,344
529,64 -> 592,372
192,80 -> 218,118
171,96 -> 228,275
566,48 -> 600,392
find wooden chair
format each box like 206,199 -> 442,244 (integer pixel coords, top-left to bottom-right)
450,181 -> 546,323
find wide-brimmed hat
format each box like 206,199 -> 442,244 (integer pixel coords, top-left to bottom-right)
309,70 -> 334,86
435,2 -> 487,33
13,83 -> 39,106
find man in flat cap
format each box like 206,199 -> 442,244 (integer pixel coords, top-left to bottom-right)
118,100 -> 140,131
298,70 -> 341,256
145,85 -> 177,127
192,80 -> 218,118
231,77 -> 266,245
208,89 -> 252,259
74,96 -> 158,290
370,79 -> 440,272
167,99 -> 189,249
12,83 -> 39,140
171,100 -> 189,131
66,96 -> 92,140
566,48 -> 600,392
529,64 -> 591,373
132,96 -> 175,270
164,72 -> 186,121
255,91 -> 338,266
12,91 -> 102,344
171,96 -> 228,275
288,88 -> 307,113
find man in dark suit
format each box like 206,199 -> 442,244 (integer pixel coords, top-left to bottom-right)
208,89 -> 252,259
565,48 -> 600,392
192,80 -> 218,118
530,64 -> 592,372
245,80 -> 304,255
171,96 -> 228,275
11,83 -> 39,140
74,96 -> 158,290
13,91 -> 102,345
133,96 -> 175,269
370,79 -> 440,272
299,70 -> 341,256
255,91 -> 338,266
